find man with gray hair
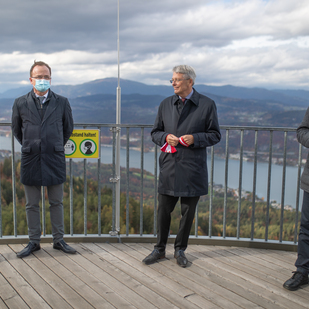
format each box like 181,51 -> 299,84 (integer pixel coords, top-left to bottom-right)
143,65 -> 221,267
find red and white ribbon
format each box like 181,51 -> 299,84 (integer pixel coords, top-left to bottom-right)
161,142 -> 177,153
179,137 -> 189,147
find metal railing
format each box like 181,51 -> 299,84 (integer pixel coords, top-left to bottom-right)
0,123 -> 303,250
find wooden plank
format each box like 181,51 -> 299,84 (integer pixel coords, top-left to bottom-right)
187,244 -> 309,309
64,243 -> 158,309
230,247 -> 309,298
77,243 -> 176,309
93,242 -> 202,309
182,245 -> 283,309
0,245 -> 50,309
194,245 -> 288,287
237,247 -> 295,270
140,243 -> 266,309
112,243 -> 217,308
37,244 -> 125,308
0,270 -> 28,309
7,244 -> 75,309
118,242 -> 258,309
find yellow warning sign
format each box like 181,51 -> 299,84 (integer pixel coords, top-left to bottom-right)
65,129 -> 99,158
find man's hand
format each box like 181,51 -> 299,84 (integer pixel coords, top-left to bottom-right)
180,135 -> 194,146
166,134 -> 179,146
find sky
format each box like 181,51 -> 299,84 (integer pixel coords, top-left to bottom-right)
1,0 -> 309,92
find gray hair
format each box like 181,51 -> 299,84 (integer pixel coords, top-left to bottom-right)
172,65 -> 196,85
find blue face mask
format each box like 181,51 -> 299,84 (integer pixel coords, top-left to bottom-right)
34,79 -> 50,92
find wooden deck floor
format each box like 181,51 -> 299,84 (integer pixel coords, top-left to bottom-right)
1,242 -> 309,308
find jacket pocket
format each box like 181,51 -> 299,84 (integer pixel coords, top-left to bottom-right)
21,146 -> 31,153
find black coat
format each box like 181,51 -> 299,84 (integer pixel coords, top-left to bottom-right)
12,89 -> 73,186
297,107 -> 309,193
151,89 -> 221,197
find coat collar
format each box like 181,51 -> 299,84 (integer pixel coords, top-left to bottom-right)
172,88 -> 199,106
27,89 -> 59,123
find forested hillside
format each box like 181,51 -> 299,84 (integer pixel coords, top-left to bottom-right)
0,158 -> 300,241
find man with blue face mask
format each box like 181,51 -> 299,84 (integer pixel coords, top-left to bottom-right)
12,61 -> 76,258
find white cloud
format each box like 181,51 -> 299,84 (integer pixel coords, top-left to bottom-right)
1,0 -> 309,92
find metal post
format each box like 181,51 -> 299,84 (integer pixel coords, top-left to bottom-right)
84,158 -> 87,236
209,146 -> 214,237
223,130 -> 229,238
41,186 -> 46,236
265,131 -> 273,241
294,143 -> 302,243
97,127 -> 102,236
115,0 -> 121,235
11,133 -> 17,237
237,130 -> 244,239
69,158 -> 73,236
126,127 -> 130,236
250,131 -> 258,240
279,131 -> 288,242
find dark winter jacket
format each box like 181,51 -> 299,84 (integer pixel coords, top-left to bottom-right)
151,89 -> 221,197
11,89 -> 73,186
297,107 -> 309,192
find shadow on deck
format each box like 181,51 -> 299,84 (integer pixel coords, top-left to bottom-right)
1,242 -> 308,308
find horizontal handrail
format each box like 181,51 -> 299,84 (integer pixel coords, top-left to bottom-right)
0,122 -> 301,251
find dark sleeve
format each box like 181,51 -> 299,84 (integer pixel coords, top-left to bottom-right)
11,99 -> 23,145
297,107 -> 309,148
191,100 -> 221,148
63,99 -> 74,145
151,103 -> 169,146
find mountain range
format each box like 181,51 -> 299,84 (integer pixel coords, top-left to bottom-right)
1,78 -> 308,126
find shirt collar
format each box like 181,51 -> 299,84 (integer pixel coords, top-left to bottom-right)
35,90 -> 49,103
179,89 -> 194,101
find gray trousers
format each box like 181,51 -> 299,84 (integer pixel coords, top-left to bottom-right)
24,184 -> 64,244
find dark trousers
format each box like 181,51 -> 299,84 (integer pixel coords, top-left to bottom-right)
296,190 -> 309,274
154,194 -> 199,253
24,184 -> 64,244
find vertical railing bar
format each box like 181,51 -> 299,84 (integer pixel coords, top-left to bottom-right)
140,128 -> 144,236
237,130 -> 244,239
69,158 -> 73,236
0,153 -> 2,237
209,146 -> 214,237
294,142 -> 302,243
97,127 -> 102,236
41,186 -> 46,236
265,131 -> 273,241
83,158 -> 87,236
126,127 -> 130,236
11,133 -> 17,237
251,130 -> 258,240
111,127 -> 116,233
279,131 -> 288,242
223,129 -> 229,238
195,203 -> 199,237
154,144 -> 158,236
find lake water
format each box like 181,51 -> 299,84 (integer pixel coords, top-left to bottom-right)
1,136 -> 303,209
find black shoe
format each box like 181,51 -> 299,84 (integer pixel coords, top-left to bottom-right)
283,271 -> 308,291
53,240 -> 76,254
174,250 -> 188,267
17,242 -> 41,258
142,249 -> 165,265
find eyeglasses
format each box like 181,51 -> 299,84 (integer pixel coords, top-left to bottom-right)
31,75 -> 51,80
169,78 -> 188,84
